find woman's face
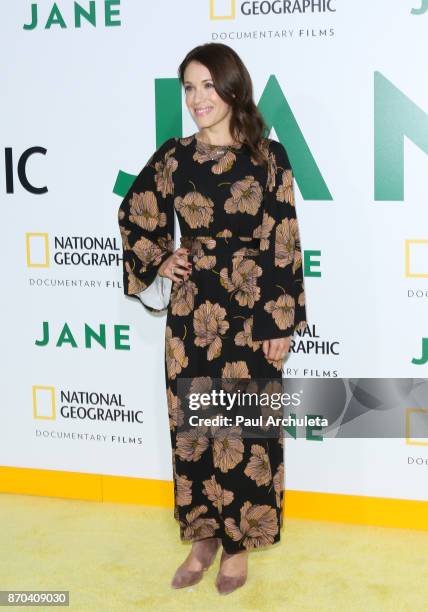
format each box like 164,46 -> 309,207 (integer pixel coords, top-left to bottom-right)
183,60 -> 232,132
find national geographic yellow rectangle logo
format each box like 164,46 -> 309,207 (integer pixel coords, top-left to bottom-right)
405,407 -> 428,446
210,0 -> 236,20
26,233 -> 49,267
405,240 -> 428,278
33,386 -> 56,420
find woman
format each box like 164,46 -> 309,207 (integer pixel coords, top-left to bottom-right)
117,42 -> 308,595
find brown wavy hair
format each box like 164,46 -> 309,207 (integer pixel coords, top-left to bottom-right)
178,43 -> 269,166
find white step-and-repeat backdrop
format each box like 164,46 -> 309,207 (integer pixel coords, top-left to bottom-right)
2,1 -> 427,505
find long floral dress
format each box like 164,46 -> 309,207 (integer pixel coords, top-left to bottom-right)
117,132 -> 308,553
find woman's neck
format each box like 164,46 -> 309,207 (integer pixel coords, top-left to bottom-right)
196,128 -> 240,147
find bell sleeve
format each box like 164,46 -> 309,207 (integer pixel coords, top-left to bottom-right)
252,139 -> 308,342
117,137 -> 177,313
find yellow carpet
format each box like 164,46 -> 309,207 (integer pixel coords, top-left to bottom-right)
1,492 -> 427,611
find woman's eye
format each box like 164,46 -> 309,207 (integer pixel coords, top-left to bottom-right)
184,83 -> 213,92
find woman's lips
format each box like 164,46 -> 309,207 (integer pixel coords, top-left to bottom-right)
195,107 -> 213,116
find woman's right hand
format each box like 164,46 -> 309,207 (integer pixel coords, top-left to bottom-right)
158,247 -> 192,284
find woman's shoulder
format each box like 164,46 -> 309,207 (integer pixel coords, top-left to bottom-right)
252,136 -> 286,156
146,136 -> 179,165
263,137 -> 291,166
155,136 -> 179,153
264,137 -> 288,153
154,134 -> 196,158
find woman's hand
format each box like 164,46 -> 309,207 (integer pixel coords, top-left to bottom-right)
158,247 -> 192,283
262,336 -> 292,361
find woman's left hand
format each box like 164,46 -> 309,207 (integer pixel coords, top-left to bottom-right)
262,337 -> 292,361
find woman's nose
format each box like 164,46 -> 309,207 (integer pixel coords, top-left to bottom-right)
193,89 -> 206,105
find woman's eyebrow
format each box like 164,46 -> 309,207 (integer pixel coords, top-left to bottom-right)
183,78 -> 213,85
